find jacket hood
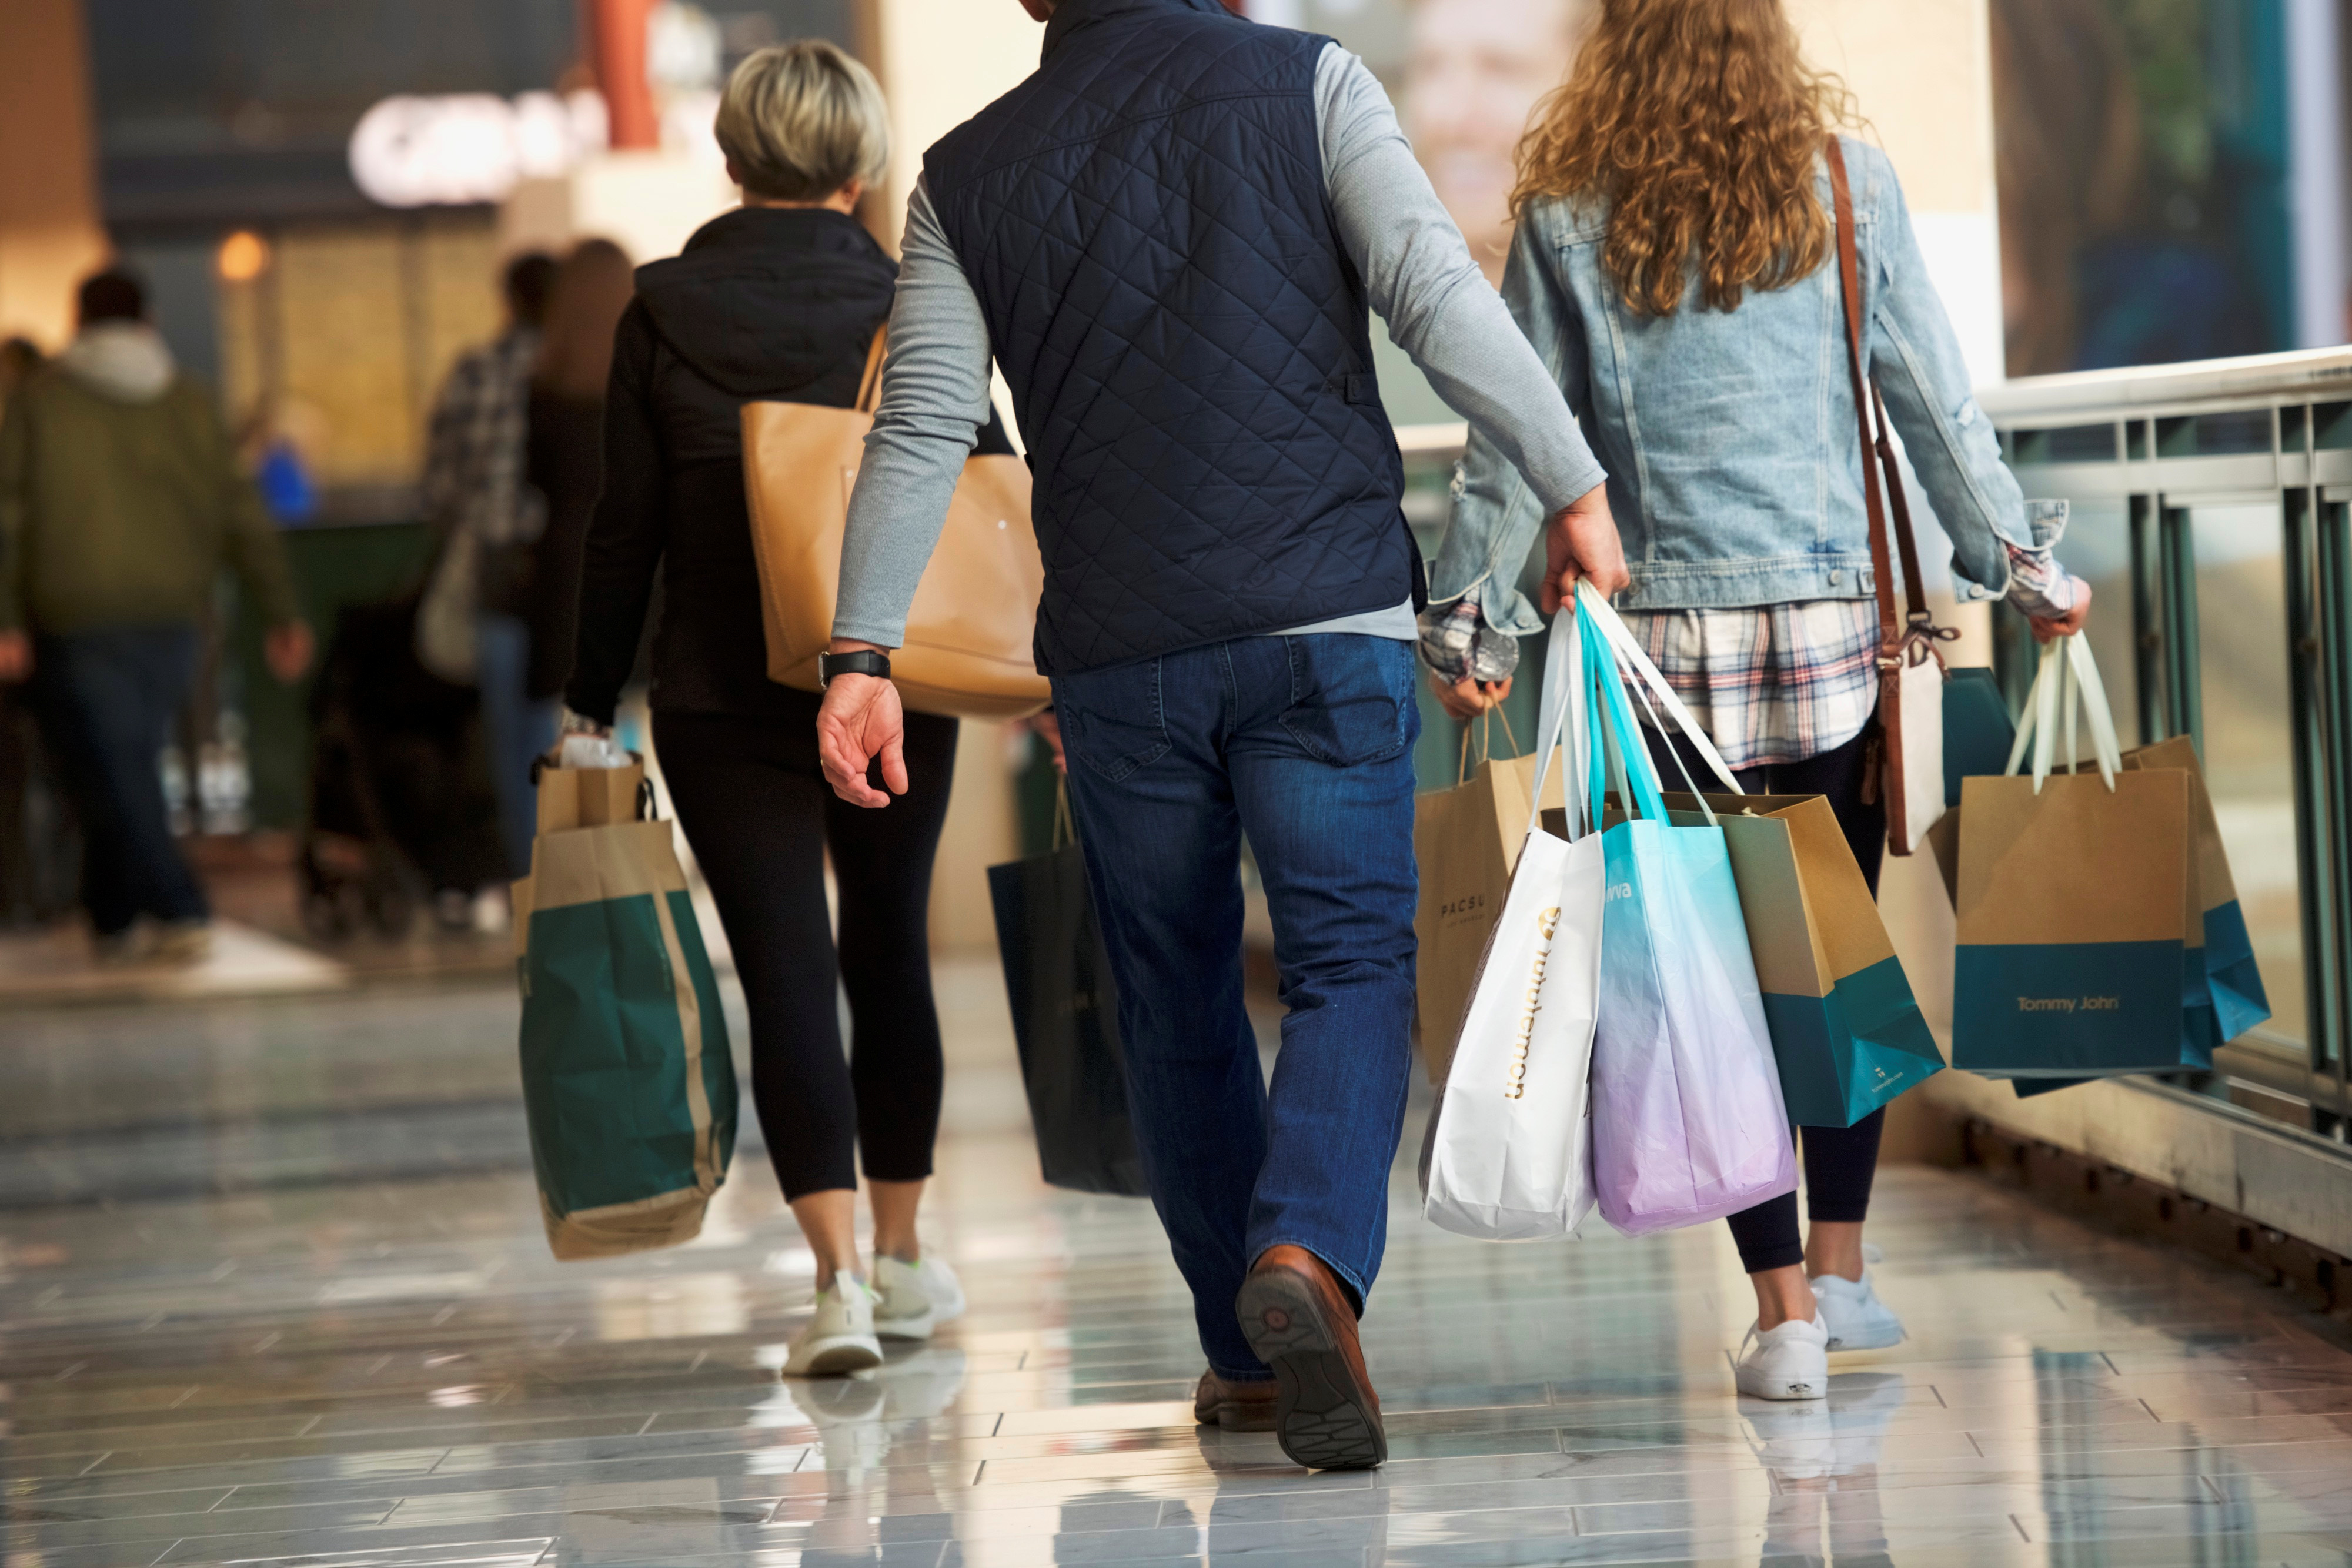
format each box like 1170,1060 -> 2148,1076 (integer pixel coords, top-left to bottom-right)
58,322 -> 177,403
633,207 -> 897,399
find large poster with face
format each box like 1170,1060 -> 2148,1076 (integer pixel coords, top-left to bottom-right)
1242,0 -> 1592,424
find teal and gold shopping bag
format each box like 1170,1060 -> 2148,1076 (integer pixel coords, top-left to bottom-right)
1666,791 -> 1942,1126
2123,735 -> 2272,1047
1952,639 -> 2194,1077
514,763 -> 737,1261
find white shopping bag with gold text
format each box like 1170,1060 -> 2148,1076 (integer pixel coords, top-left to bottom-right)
1421,608 -> 1604,1240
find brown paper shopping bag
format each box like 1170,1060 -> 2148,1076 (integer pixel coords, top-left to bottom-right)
513,764 -> 737,1261
2122,736 -> 2272,1045
1412,720 -> 1566,1086
1662,793 -> 1941,1125
1950,638 -> 2194,1079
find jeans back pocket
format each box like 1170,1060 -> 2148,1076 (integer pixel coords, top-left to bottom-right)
1056,657 -> 1171,783
1278,635 -> 1415,767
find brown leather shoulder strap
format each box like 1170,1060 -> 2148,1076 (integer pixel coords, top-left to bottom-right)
1827,136 -> 1900,652
854,325 -> 889,414
1871,382 -> 1932,613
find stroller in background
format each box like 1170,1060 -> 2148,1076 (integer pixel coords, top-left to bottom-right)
300,596 -> 508,939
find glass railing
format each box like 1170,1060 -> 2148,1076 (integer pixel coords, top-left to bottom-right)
1982,348 -> 2352,1135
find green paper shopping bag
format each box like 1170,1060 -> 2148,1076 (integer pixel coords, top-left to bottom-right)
513,762 -> 737,1261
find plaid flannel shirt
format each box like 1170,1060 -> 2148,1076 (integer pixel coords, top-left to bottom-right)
419,329 -> 542,548
1621,541 -> 2077,770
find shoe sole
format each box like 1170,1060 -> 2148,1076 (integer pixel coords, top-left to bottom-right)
1736,1370 -> 1826,1400
785,1336 -> 883,1377
875,1310 -> 936,1342
1235,1272 -> 1386,1470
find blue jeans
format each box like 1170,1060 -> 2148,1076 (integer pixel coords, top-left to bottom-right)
29,626 -> 206,938
477,613 -> 560,880
1055,634 -> 1421,1381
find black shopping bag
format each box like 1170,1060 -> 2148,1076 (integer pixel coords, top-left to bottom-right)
986,811 -> 1150,1198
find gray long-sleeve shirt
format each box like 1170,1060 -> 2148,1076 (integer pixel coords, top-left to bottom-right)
833,42 -> 1608,651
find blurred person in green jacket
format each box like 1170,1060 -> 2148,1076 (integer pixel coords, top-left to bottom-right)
0,270 -> 313,963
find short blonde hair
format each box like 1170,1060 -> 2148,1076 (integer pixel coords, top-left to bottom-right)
715,41 -> 890,202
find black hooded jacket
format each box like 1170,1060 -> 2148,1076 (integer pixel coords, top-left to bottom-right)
566,205 -> 1009,721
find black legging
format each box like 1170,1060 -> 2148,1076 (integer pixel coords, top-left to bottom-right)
654,698 -> 958,1199
1645,720 -> 1888,1276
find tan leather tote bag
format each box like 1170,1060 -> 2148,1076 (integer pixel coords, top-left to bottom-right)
740,329 -> 1051,720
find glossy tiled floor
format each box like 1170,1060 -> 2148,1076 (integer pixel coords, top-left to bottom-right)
11,976 -> 2352,1566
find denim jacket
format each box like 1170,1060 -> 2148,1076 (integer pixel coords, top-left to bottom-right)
1428,136 -> 2057,634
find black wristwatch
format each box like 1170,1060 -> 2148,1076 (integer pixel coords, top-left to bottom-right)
818,649 -> 893,686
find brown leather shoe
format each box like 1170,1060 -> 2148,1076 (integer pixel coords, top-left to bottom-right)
1234,1245 -> 1386,1469
1192,1369 -> 1278,1432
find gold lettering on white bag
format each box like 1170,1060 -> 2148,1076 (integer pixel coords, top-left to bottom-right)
1504,907 -> 1562,1101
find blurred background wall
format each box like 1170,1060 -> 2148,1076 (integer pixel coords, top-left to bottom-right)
0,0 -> 110,349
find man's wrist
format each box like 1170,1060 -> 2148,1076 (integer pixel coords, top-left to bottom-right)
819,643 -> 894,687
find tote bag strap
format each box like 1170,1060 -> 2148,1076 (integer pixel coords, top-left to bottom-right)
1826,138 -> 1904,664
854,324 -> 890,414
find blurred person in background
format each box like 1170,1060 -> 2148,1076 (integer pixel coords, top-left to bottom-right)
417,249 -> 559,880
520,240 -> 634,742
563,42 -> 1010,1376
1425,0 -> 2090,1401
0,269 -> 312,963
0,335 -> 69,930
1404,0 -> 1592,286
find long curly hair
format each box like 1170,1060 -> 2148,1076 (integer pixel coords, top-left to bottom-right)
1512,0 -> 1857,316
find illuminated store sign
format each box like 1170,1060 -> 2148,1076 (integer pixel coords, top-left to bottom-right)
348,89 -> 720,208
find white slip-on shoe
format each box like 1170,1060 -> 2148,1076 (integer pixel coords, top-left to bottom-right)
873,1253 -> 967,1342
1813,1270 -> 1906,1352
1736,1313 -> 1830,1401
783,1279 -> 884,1377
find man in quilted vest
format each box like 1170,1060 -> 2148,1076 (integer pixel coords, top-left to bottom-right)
818,0 -> 1624,1470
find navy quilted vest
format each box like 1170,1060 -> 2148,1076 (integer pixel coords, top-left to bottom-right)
924,0 -> 1412,676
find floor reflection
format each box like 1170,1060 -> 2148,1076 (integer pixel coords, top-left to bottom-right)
9,978 -> 2352,1565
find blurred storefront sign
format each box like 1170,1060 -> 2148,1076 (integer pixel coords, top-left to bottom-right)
349,88 -> 728,211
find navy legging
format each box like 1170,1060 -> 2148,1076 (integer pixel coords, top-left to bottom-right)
1643,720 -> 1887,1275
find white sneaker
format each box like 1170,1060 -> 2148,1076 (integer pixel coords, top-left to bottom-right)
1736,1313 -> 1829,1401
783,1279 -> 883,1376
1813,1271 -> 1906,1352
873,1253 -> 966,1342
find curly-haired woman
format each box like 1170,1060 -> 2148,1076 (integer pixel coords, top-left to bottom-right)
1424,0 -> 2090,1400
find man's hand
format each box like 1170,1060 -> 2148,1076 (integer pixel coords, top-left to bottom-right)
817,638 -> 907,807
1429,671 -> 1512,722
0,630 -> 29,684
1542,483 -> 1629,613
2030,577 -> 2093,644
265,621 -> 315,683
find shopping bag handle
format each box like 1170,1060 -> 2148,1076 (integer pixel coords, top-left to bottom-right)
1574,582 -> 1743,795
1585,604 -> 1674,827
2004,636 -> 2120,794
1522,604 -> 1589,843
